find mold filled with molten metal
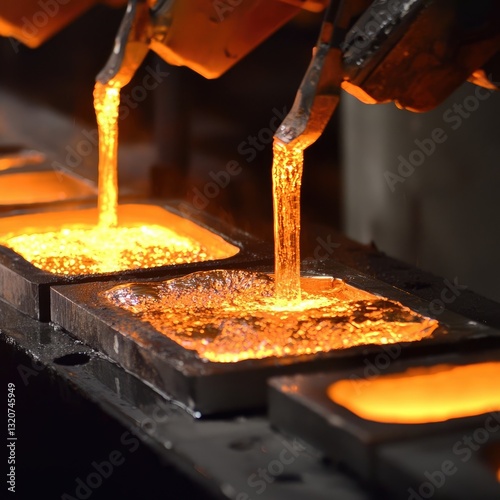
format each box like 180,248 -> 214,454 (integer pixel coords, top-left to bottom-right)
0,205 -> 239,275
105,270 -> 439,363
0,82 -> 239,275
328,362 -> 500,424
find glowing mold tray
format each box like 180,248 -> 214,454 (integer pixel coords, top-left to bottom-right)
0,203 -> 270,320
0,169 -> 97,212
268,350 -> 500,499
50,261 -> 497,415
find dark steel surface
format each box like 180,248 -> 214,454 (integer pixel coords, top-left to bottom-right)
378,431 -> 500,500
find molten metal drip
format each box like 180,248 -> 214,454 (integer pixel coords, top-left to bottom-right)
328,362 -> 500,424
94,81 -> 120,228
272,141 -> 304,306
105,270 -> 439,363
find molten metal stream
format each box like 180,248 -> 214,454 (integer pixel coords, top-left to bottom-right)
328,362 -> 500,424
272,141 -> 304,306
94,81 -> 120,228
0,79 -> 243,274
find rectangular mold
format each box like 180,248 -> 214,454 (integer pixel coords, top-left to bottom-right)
0,168 -> 97,213
0,202 -> 271,320
268,349 -> 500,484
50,260 -> 500,415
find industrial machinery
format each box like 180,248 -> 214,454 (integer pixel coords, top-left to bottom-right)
94,0 -> 500,146
1,1 -> 500,499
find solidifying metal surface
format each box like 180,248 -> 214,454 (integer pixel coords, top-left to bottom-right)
0,202 -> 271,321
50,260 -> 499,414
104,270 -> 438,363
268,349 -> 500,489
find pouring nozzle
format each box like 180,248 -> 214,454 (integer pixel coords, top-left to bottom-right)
96,0 -> 152,89
274,0 -> 350,150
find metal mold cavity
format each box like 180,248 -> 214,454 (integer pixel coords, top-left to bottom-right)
50,260 -> 498,415
0,202 -> 270,321
268,349 -> 500,491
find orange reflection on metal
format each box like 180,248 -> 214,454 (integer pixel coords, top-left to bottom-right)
272,141 -> 304,306
0,150 -> 45,172
341,81 -> 379,104
105,270 -> 439,363
0,204 -> 239,275
328,362 -> 500,424
94,81 -> 120,228
0,171 -> 95,205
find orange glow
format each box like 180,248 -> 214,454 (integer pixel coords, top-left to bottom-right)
0,171 -> 95,205
0,204 -> 239,275
0,19 -> 33,46
341,81 -> 379,104
94,81 -> 120,228
272,141 -> 304,306
328,362 -> 500,424
0,77 -> 242,275
482,443 -> 500,482
0,150 -> 45,172
105,270 -> 439,363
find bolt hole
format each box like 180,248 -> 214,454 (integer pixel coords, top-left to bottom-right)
54,352 -> 91,366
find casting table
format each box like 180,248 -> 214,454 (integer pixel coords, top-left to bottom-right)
2,231 -> 500,499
